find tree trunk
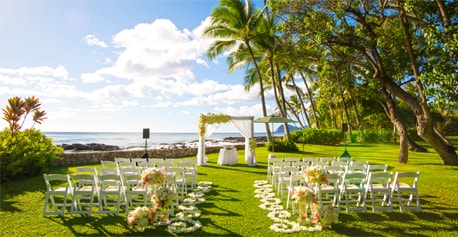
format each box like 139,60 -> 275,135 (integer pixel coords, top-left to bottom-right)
275,64 -> 291,140
291,77 -> 311,128
407,136 -> 428,152
380,88 -> 408,163
334,65 -> 351,134
245,41 -> 271,141
378,74 -> 458,165
299,71 -> 320,129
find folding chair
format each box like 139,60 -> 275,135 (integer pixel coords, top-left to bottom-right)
278,166 -> 301,198
270,161 -> 289,188
340,173 -> 367,212
302,157 -> 318,165
366,172 -> 393,212
166,167 -> 187,199
316,173 -> 341,211
284,157 -> 300,165
101,160 -> 118,170
345,164 -> 368,175
320,157 -> 336,165
337,157 -> 353,163
122,174 -> 148,214
43,174 -> 70,216
286,174 -> 306,210
97,174 -> 122,215
311,161 -> 330,169
98,167 -> 118,176
267,157 -> 283,180
324,165 -> 346,175
366,164 -> 388,176
68,174 -> 96,215
392,171 -> 421,212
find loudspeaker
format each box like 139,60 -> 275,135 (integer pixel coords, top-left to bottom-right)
342,123 -> 348,133
143,128 -> 150,139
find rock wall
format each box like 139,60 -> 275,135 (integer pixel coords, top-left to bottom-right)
51,145 -> 247,166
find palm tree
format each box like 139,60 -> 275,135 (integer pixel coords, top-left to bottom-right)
203,0 -> 273,140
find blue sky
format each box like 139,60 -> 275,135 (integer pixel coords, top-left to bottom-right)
0,0 -> 287,133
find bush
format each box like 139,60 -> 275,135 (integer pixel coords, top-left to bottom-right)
291,129 -> 342,145
267,138 -> 298,152
0,128 -> 63,182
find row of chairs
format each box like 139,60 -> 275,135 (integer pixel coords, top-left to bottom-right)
43,163 -> 197,216
271,160 -> 380,195
284,169 -> 421,213
104,157 -> 197,171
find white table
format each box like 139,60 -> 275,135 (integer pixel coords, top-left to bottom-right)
217,147 -> 238,165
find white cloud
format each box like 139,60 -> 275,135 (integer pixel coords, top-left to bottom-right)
85,34 -> 108,48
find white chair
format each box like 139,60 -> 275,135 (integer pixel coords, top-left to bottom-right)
332,161 -> 349,168
302,157 -> 318,165
97,174 -> 122,215
119,167 -> 139,176
316,173 -> 341,210
101,160 -> 117,170
277,166 -> 301,198
166,167 -> 187,199
115,157 -> 131,163
122,174 -> 148,214
43,174 -> 70,216
270,161 -> 290,189
131,158 -> 148,167
76,167 -> 98,188
320,157 -> 336,165
338,157 -> 353,163
340,173 -> 367,212
292,161 -> 309,171
284,157 -> 300,165
392,171 -> 421,212
366,164 -> 388,176
324,165 -> 346,175
68,174 -> 96,216
286,174 -> 306,210
311,161 -> 329,169
267,157 -> 283,180
98,167 -> 118,175
137,162 -> 152,172
366,172 -> 393,212
345,164 -> 368,175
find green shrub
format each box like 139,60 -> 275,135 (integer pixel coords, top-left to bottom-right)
291,129 -> 342,145
0,128 -> 63,182
267,138 -> 298,152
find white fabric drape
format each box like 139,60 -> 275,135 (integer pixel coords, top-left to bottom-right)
197,123 -> 220,166
230,119 -> 257,166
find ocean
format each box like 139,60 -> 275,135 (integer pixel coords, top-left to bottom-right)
43,132 -> 270,148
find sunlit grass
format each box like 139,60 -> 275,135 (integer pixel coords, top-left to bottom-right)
1,139 -> 458,236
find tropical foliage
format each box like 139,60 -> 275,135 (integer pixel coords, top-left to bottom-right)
204,0 -> 458,165
1,96 -> 63,182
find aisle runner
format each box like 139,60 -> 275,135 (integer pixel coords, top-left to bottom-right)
128,181 -> 212,234
253,180 -> 323,233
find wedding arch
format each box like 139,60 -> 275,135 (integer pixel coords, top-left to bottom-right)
197,113 -> 256,166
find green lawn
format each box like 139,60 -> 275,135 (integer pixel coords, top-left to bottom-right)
1,140 -> 458,236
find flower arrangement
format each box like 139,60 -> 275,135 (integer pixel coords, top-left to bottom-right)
311,204 -> 339,227
127,206 -> 156,231
151,186 -> 176,208
198,113 -> 231,137
292,187 -> 316,205
303,165 -> 328,184
141,168 -> 166,187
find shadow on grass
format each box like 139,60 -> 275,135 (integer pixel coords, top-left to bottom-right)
198,217 -> 243,236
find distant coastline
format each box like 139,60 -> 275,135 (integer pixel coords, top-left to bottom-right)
44,132 -> 272,152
